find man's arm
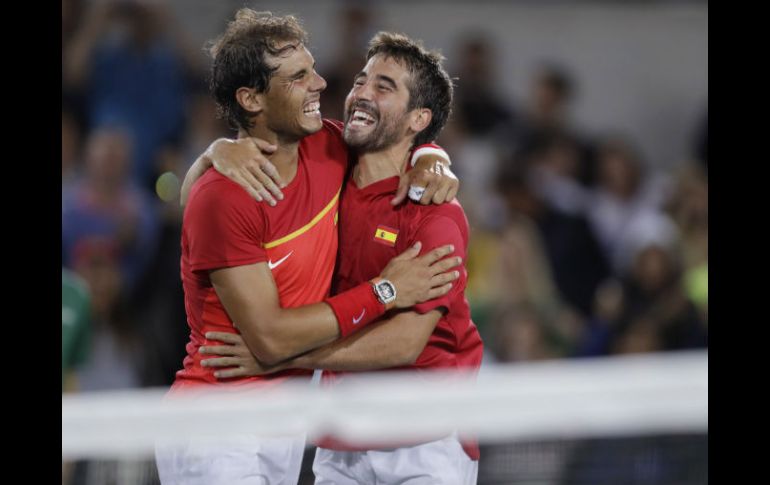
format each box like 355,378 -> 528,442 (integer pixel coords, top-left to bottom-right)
202,216 -> 467,376
181,138 -> 459,207
209,245 -> 458,366
290,310 -> 441,371
201,309 -> 441,377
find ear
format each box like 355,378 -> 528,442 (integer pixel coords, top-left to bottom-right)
235,87 -> 264,115
409,108 -> 432,135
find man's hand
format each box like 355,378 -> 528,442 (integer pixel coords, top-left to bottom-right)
180,137 -> 283,206
392,154 -> 459,206
200,331 -> 285,379
208,138 -> 284,205
379,242 -> 462,308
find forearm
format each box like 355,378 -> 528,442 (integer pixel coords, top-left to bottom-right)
240,301 -> 342,365
211,243 -> 456,367
240,280 -> 389,364
287,310 -> 439,372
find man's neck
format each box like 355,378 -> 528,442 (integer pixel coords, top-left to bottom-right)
238,126 -> 300,183
353,138 -> 413,188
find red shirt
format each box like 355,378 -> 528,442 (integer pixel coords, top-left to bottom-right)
172,119 -> 349,390
320,173 -> 484,459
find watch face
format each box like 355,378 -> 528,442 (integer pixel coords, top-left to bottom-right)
379,282 -> 395,300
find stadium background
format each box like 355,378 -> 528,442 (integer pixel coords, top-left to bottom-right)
61,0 -> 708,483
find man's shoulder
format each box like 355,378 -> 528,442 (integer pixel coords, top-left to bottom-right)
405,200 -> 470,246
186,168 -> 260,217
190,168 -> 251,201
413,199 -> 469,228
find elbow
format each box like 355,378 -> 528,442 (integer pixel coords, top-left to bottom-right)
238,326 -> 286,366
248,323 -> 302,365
238,315 -> 295,365
249,336 -> 287,366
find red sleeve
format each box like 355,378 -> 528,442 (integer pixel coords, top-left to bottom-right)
411,214 -> 468,315
185,176 -> 267,272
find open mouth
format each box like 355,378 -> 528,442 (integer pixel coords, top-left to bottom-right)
303,101 -> 321,117
348,109 -> 377,127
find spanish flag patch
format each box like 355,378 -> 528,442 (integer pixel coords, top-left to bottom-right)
374,225 -> 398,247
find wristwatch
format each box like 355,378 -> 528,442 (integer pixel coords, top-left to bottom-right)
371,277 -> 397,307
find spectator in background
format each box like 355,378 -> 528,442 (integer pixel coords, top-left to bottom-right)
526,131 -> 591,217
586,135 -> 672,272
610,213 -> 706,353
444,34 -> 516,230
62,0 -> 85,48
62,266 -> 92,485
496,165 -> 609,318
62,127 -> 160,293
467,210 -> 585,356
62,107 -> 83,186
319,4 -> 378,122
70,240 -> 146,391
666,164 -> 708,323
62,267 -> 91,393
490,303 -> 560,362
666,164 -> 708,271
516,63 -> 596,187
67,242 -> 157,484
573,278 -> 625,357
62,0 -> 88,130
452,34 -> 517,140
63,0 -> 202,191
177,91 -> 233,169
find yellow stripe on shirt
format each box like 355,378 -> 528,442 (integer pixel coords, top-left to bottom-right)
264,188 -> 342,249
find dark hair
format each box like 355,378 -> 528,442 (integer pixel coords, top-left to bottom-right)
538,64 -> 574,102
366,32 -> 453,147
207,10 -> 307,130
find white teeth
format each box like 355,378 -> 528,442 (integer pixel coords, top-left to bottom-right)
303,101 -> 320,114
352,110 -> 375,123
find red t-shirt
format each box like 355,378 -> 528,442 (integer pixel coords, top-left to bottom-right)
172,119 -> 349,390
319,174 -> 484,459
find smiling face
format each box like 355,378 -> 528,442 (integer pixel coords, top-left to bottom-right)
259,43 -> 327,141
343,54 -> 415,152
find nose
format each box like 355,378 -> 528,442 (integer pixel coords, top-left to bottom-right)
312,71 -> 327,93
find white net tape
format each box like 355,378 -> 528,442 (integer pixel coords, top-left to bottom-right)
62,350 -> 707,459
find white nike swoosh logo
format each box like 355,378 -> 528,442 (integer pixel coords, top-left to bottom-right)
352,309 -> 366,324
268,251 -> 293,270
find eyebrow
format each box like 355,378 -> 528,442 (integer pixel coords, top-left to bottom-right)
354,72 -> 398,89
376,75 -> 398,89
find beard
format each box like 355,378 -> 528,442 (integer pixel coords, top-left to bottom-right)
343,100 -> 410,153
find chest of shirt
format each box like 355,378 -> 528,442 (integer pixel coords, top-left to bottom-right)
335,192 -> 419,291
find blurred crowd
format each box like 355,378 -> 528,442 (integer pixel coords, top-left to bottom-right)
62,0 -> 708,393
